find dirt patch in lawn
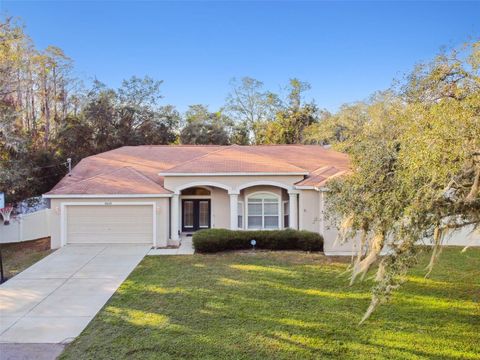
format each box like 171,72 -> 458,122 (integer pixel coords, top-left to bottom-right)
1,237 -> 53,280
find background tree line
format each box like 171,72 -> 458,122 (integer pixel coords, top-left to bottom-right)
0,18 -> 323,203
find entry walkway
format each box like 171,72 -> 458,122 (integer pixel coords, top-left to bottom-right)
148,236 -> 194,255
0,244 -> 150,344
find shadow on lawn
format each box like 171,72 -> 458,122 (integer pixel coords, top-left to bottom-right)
60,251 -> 480,360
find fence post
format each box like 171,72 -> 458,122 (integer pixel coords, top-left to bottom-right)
19,214 -> 23,242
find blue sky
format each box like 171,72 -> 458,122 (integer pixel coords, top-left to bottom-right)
2,1 -> 479,112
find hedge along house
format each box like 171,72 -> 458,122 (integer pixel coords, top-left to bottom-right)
43,145 -> 353,255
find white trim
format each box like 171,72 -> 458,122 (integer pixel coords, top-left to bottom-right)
293,185 -> 330,192
161,172 -> 308,177
237,180 -> 294,192
245,191 -> 281,230
173,181 -> 233,195
44,194 -> 172,199
171,194 -> 180,241
229,193 -> 238,230
60,201 -> 156,247
294,185 -> 316,190
180,195 -> 211,199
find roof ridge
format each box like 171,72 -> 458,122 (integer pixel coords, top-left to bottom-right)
95,146 -> 229,171
162,145 -> 309,173
114,144 -> 224,148
93,154 -> 165,170
310,165 -> 334,175
123,166 -> 171,191
161,146 -> 232,172
252,152 -> 307,172
237,146 -> 309,172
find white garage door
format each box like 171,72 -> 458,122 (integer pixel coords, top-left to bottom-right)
66,205 -> 154,244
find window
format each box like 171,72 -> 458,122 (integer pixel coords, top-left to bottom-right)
199,200 -> 209,228
183,200 -> 194,229
247,193 -> 280,230
238,201 -> 244,229
181,187 -> 211,196
283,201 -> 289,228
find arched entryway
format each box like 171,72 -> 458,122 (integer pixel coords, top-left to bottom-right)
170,184 -> 231,241
180,187 -> 211,232
168,181 -> 299,242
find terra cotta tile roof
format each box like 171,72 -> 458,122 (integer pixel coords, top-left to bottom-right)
160,146 -> 308,174
47,167 -> 170,195
45,145 -> 350,196
295,166 -> 350,187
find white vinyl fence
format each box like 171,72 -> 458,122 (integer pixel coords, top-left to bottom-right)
324,224 -> 479,256
426,225 -> 480,247
0,209 -> 51,244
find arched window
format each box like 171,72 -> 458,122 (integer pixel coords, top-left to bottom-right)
246,192 -> 280,230
181,187 -> 211,196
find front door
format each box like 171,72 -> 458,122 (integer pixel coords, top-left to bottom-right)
182,199 -> 211,232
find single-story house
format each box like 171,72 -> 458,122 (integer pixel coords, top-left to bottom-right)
43,145 -> 355,255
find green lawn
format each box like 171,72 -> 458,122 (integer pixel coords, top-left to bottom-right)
61,248 -> 480,360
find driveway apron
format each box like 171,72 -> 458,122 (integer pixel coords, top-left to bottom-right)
0,244 -> 150,344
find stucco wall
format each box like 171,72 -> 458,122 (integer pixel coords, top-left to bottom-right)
297,190 -> 359,255
211,187 -> 230,228
45,189 -> 479,254
180,187 -> 230,229
50,197 -> 169,249
164,175 -> 304,193
298,190 -> 321,233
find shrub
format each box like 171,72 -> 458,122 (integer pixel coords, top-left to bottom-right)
193,228 -> 323,253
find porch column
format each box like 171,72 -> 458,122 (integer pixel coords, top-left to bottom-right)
171,194 -> 180,241
288,191 -> 298,230
229,193 -> 239,230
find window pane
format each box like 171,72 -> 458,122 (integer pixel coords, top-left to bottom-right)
260,193 -> 277,200
237,202 -> 243,229
199,201 -> 209,228
248,203 -> 262,216
182,187 -> 211,196
284,215 -> 289,228
248,198 -> 262,203
284,202 -> 289,215
183,201 -> 194,228
264,203 -> 278,215
248,216 -> 262,229
264,216 -> 279,229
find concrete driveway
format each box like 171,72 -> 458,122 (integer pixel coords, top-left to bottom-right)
0,244 -> 150,344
